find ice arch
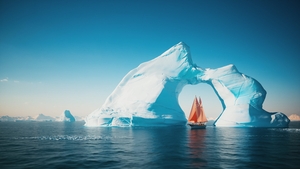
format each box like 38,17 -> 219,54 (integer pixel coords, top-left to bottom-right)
84,42 -> 290,127
201,64 -> 289,127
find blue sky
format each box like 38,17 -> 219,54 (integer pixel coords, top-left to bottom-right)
1,0 -> 299,118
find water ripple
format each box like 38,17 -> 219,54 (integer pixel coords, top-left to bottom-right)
13,135 -> 118,141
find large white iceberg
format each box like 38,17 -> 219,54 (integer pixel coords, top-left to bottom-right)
85,42 -> 289,127
85,42 -> 199,126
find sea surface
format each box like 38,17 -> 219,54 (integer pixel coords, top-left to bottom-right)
0,121 -> 300,169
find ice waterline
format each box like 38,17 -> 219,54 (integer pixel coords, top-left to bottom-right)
84,42 -> 289,127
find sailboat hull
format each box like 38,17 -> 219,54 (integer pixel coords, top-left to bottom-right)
188,123 -> 206,129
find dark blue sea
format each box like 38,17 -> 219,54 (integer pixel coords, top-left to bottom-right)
0,121 -> 300,169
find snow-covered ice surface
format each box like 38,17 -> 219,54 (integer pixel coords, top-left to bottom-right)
84,42 -> 289,127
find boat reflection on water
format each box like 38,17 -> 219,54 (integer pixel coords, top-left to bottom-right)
188,128 -> 207,168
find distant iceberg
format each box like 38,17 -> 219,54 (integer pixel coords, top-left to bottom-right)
289,114 -> 300,121
0,115 -> 16,122
0,113 -> 84,122
58,110 -> 76,122
84,42 -> 290,127
33,114 -> 55,122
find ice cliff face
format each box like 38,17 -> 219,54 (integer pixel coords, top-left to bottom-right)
85,42 -> 290,127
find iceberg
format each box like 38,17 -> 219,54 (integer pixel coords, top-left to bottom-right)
58,110 -> 76,122
0,113 -> 80,122
288,114 -> 300,121
200,65 -> 290,127
84,42 -> 290,127
85,42 -> 200,126
33,114 -> 55,121
0,115 -> 16,122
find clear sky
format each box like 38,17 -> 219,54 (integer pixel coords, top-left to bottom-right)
1,0 -> 299,119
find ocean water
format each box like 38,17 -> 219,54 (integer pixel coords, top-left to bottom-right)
0,121 -> 299,169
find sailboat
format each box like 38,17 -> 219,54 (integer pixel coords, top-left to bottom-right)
187,96 -> 208,129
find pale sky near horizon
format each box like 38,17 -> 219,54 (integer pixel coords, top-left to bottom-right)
1,0 -> 299,118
